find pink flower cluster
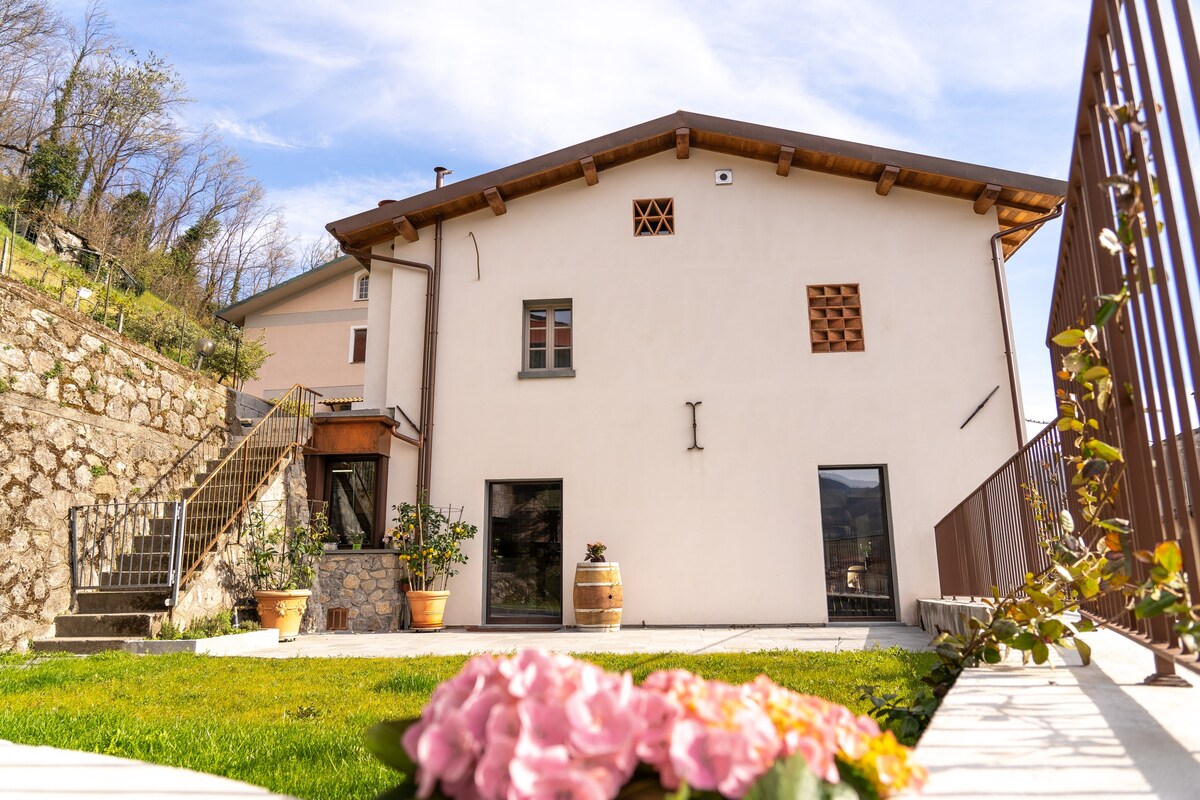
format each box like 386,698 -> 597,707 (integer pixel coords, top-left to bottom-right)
401,648 -> 925,800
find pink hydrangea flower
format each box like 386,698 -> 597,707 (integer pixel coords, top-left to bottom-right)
398,648 -> 924,800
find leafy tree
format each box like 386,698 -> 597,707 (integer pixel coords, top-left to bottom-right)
23,137 -> 79,209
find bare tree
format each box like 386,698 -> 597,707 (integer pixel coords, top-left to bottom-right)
297,235 -> 342,272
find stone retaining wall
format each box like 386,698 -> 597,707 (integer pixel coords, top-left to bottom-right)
310,552 -> 403,633
0,277 -> 238,651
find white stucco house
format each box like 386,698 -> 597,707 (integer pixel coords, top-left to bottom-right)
311,110 -> 1063,629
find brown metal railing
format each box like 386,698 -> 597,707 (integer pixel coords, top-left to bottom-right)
934,423 -> 1068,600
936,0 -> 1200,675
173,384 -> 319,601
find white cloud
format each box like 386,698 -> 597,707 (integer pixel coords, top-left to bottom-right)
184,0 -> 1087,174
211,114 -> 298,149
269,172 -> 435,254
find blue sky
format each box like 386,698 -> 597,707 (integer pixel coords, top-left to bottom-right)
62,0 -> 1093,433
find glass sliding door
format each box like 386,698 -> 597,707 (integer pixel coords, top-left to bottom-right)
486,481 -> 563,625
818,466 -> 896,620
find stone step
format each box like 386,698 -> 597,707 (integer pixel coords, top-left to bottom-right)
136,528 -> 177,546
116,552 -> 173,572
75,590 -> 170,614
99,571 -> 169,587
54,612 -> 163,638
31,637 -> 140,655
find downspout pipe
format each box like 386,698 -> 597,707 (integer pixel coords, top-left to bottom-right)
989,202 -> 1064,449
339,244 -> 436,501
421,213 -> 444,497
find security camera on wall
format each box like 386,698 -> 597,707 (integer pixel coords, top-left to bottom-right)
715,169 -> 733,185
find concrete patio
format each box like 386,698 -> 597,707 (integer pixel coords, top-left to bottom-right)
233,622 -> 932,658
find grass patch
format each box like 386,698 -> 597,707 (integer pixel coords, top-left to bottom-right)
0,648 -> 933,800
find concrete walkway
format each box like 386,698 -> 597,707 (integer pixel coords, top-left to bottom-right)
234,623 -> 932,658
916,628 -> 1200,799
0,740 -> 289,799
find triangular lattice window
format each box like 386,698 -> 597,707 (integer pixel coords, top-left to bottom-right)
633,198 -> 674,236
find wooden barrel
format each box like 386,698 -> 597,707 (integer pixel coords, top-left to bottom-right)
573,562 -> 622,631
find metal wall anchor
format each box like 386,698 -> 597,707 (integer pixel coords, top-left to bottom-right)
686,401 -> 703,450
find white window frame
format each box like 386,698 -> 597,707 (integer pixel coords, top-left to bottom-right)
519,299 -> 575,379
349,325 -> 368,364
352,271 -> 369,302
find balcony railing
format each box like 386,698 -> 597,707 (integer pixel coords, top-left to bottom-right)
936,0 -> 1200,676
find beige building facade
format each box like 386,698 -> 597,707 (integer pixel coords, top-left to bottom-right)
325,112 -> 1065,628
219,256 -> 369,404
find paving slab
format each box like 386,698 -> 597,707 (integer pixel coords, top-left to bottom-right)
232,623 -> 934,658
0,740 -> 292,799
916,628 -> 1200,799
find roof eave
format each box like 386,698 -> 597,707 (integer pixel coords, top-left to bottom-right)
326,110 -> 1067,254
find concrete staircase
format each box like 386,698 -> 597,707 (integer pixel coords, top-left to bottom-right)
33,417 -> 290,654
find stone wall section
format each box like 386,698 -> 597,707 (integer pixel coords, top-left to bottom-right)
0,277 -> 238,651
310,552 -> 403,633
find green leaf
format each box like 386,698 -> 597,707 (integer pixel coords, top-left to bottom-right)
1079,366 -> 1110,382
983,646 -> 1002,664
1058,510 -> 1075,534
1011,631 -> 1037,651
1062,351 -> 1088,373
1075,638 -> 1092,666
1052,329 -> 1087,347
744,752 -> 823,800
1095,300 -> 1120,328
1084,439 -> 1124,462
1134,591 -> 1180,619
365,720 -> 419,777
1078,574 -> 1100,599
1154,540 -> 1183,574
1032,640 -> 1050,664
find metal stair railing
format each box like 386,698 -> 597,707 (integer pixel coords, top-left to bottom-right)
69,426 -> 228,594
171,384 -> 319,605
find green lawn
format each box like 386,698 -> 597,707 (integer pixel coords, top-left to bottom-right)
0,648 -> 934,800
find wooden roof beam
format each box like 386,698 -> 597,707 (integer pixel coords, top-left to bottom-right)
483,186 -> 507,216
973,183 -> 1001,214
393,216 -> 419,243
580,156 -> 599,186
676,127 -> 690,159
875,165 -> 900,196
776,145 -> 795,177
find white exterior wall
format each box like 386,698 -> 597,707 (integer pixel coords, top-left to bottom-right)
367,149 -> 1020,626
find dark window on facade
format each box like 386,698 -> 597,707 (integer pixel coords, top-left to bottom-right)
633,198 -> 674,235
520,300 -> 574,378
807,284 -> 864,352
351,327 -> 367,363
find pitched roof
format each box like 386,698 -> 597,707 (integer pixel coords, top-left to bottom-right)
216,255 -> 359,326
326,110 -> 1066,258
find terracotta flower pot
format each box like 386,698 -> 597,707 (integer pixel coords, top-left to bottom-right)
254,589 -> 311,641
407,590 -> 450,631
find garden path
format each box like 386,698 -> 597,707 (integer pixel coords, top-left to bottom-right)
234,623 -> 932,658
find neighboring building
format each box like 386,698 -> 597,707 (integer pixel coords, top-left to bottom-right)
314,110 -> 1064,629
218,255 -> 369,407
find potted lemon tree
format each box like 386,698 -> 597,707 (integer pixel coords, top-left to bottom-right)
244,508 -> 330,640
392,498 -> 477,631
